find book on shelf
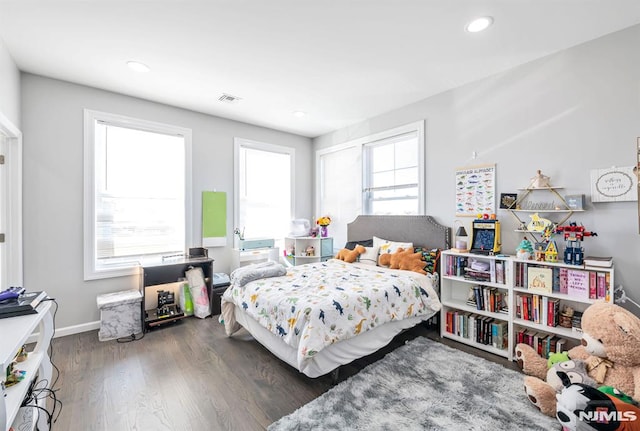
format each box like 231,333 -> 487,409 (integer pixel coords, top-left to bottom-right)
558,267 -> 568,294
547,298 -> 560,327
583,256 -> 613,268
566,269 -> 589,300
495,260 -> 505,284
596,272 -> 606,299
527,266 -> 552,294
589,271 -> 597,299
491,321 -> 508,350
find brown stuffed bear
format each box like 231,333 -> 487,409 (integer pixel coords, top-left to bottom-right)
378,247 -> 427,275
515,301 -> 640,417
335,245 -> 366,263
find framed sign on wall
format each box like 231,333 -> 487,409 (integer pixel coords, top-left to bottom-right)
590,166 -> 637,203
455,164 -> 496,216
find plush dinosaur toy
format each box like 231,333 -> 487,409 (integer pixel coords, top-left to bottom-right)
335,245 -> 366,263
378,247 -> 427,275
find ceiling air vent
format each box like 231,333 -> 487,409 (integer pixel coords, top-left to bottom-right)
218,93 -> 242,104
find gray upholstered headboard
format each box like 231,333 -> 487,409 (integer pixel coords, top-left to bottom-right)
346,215 -> 451,250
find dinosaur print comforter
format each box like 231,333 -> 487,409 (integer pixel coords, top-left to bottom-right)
221,259 -> 441,371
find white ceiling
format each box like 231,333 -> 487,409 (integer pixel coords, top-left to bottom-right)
1,1 -> 639,138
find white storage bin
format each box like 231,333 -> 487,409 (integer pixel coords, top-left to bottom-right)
96,290 -> 142,341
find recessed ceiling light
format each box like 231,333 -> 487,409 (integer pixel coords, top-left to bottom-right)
293,111 -> 306,118
465,16 -> 493,33
127,61 -> 151,73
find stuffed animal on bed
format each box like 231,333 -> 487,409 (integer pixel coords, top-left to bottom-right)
335,245 -> 366,263
378,247 -> 427,275
516,302 -> 640,417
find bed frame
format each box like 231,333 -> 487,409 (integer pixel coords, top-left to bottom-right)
227,215 -> 451,380
347,215 -> 451,250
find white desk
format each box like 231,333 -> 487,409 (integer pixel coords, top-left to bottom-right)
0,300 -> 53,431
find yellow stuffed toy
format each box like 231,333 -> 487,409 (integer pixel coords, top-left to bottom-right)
335,245 -> 366,263
378,247 -> 427,275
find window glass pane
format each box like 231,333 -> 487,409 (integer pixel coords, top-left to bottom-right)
372,171 -> 394,188
95,123 -> 185,265
371,185 -> 418,200
394,138 -> 417,169
395,167 -> 418,186
364,130 -> 419,215
371,143 -> 394,172
371,198 -> 418,215
238,146 -> 292,241
319,146 -> 362,249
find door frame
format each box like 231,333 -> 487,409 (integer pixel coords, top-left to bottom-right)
0,111 -> 23,287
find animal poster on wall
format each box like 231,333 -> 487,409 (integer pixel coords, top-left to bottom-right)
455,164 -> 496,216
590,166 -> 637,202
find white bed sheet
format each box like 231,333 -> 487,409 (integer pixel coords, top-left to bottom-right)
225,262 -> 441,378
233,302 -> 427,378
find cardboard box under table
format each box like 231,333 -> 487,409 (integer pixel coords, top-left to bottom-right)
96,290 -> 143,341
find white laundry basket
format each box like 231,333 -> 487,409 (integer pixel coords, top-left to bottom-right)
96,290 -> 142,341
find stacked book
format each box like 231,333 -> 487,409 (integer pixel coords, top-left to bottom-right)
583,256 -> 613,268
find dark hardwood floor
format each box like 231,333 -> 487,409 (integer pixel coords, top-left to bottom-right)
46,317 -> 517,430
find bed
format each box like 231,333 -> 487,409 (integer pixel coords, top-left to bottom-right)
221,215 -> 451,378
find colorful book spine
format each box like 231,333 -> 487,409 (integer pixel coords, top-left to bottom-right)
596,272 -> 606,299
559,267 -> 568,294
589,271 -> 597,299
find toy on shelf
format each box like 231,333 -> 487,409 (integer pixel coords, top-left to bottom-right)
555,222 -> 598,265
469,214 -> 501,255
529,169 -> 551,189
516,237 -> 534,260
544,240 -> 559,263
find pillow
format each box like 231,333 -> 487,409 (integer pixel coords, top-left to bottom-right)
373,236 -> 413,256
344,239 -> 374,250
414,247 -> 441,275
358,246 -> 379,266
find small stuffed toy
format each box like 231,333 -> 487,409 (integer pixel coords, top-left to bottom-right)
335,245 -> 365,263
516,302 -> 640,417
520,359 -> 596,416
378,247 -> 427,275
548,351 -> 571,368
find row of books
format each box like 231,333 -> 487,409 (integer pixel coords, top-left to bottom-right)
515,293 -> 560,327
516,328 -> 569,359
466,285 -> 509,314
514,262 -> 611,301
444,310 -> 508,350
443,255 -> 507,285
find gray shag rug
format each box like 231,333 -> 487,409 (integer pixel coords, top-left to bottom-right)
268,337 -> 559,431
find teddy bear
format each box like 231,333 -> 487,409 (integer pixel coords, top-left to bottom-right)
335,245 -> 366,263
515,302 -> 640,417
378,247 -> 427,275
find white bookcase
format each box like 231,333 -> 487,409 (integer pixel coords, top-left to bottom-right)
0,301 -> 54,431
284,237 -> 333,266
440,250 -> 613,361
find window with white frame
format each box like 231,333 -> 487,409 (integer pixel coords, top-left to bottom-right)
363,131 -> 420,215
84,110 -> 192,280
316,121 -> 424,247
234,138 -> 294,247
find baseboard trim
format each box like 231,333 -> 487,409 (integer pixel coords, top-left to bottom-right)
27,320 -> 100,344
55,321 -> 100,338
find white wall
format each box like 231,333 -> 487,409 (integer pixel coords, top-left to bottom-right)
314,25 -> 640,303
0,36 -> 20,127
21,74 -> 312,330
